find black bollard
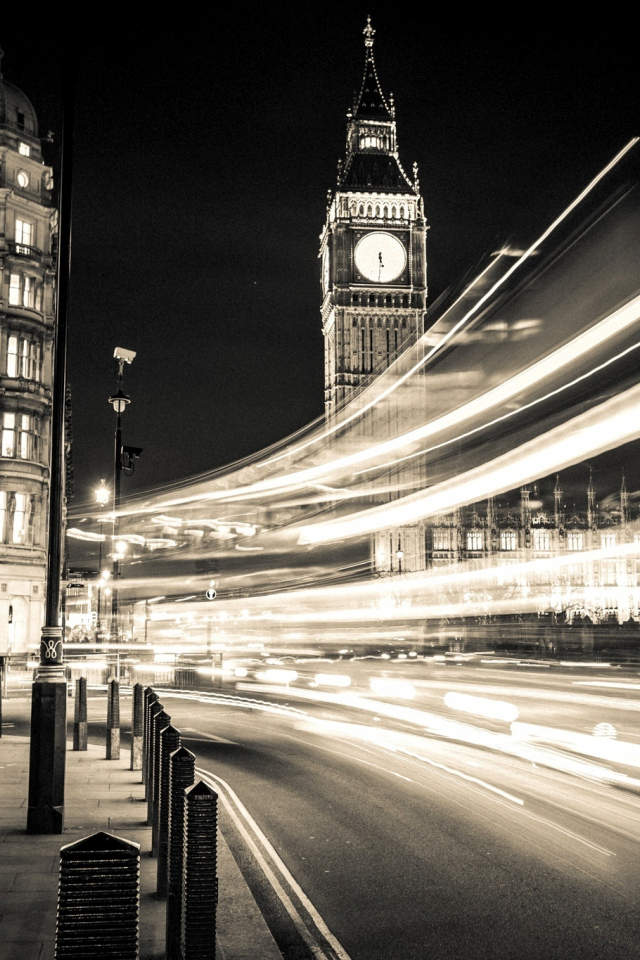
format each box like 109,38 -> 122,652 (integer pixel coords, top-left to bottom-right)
106,677 -> 120,760
166,746 -> 196,960
130,682 -> 144,771
156,724 -> 182,896
142,687 -> 158,785
149,708 -> 171,835
145,699 -> 163,804
181,780 -> 218,960
72,677 -> 87,751
55,831 -> 140,959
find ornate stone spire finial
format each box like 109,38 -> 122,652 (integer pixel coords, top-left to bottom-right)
413,161 -> 420,194
363,15 -> 375,48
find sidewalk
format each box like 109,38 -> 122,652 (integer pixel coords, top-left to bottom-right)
0,732 -> 282,960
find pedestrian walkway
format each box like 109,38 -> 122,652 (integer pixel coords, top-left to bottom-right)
0,733 -> 282,960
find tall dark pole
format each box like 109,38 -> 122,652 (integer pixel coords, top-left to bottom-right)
27,75 -> 73,834
109,363 -> 131,647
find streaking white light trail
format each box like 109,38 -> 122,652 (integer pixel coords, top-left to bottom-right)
298,380 -> 640,544
112,289 -> 640,518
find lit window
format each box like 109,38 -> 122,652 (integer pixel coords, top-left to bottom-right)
13,493 -> 28,543
22,276 -> 34,308
6,336 -> 42,381
533,529 -> 550,550
19,415 -> 36,460
7,336 -> 18,377
18,142 -> 30,156
2,414 -> 16,457
601,532 -> 617,549
467,530 -> 483,551
568,531 -> 583,551
602,561 -> 617,586
501,531 -> 517,551
9,275 -> 20,305
433,529 -> 450,551
15,219 -> 32,246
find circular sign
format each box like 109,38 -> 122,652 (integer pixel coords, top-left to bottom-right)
205,588 -> 217,600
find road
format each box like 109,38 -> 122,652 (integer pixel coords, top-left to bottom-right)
6,659 -> 640,958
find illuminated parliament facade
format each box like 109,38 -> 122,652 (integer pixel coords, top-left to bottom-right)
321,20 -> 639,627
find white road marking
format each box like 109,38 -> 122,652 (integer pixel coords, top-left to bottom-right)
195,766 -> 352,960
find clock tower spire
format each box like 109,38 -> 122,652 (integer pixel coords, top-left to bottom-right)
320,17 -> 427,415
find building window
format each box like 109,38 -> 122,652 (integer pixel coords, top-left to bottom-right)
467,530 -> 483,551
16,110 -> 25,130
19,415 -> 36,460
8,274 -> 37,309
601,532 -> 617,549
9,275 -> 20,305
501,531 -> 517,551
0,491 -> 33,545
15,218 -> 33,246
433,529 -> 451,551
602,561 -> 617,586
533,529 -> 550,551
18,142 -> 30,156
6,335 -> 42,381
2,414 -> 16,457
567,531 -> 583,551
13,493 -> 28,543
17,170 -> 29,189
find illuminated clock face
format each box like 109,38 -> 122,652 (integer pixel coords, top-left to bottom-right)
355,232 -> 406,283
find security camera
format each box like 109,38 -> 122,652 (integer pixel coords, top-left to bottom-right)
114,347 -> 136,363
122,445 -> 143,459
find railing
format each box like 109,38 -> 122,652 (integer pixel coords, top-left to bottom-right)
8,241 -> 43,261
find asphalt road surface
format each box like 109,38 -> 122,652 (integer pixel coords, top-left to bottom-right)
6,660 -> 640,959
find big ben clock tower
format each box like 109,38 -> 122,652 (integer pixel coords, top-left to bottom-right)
320,17 -> 427,416
320,18 -> 428,573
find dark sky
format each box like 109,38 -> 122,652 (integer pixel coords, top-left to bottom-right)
1,10 -> 638,506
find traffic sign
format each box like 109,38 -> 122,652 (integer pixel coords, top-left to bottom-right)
205,588 -> 217,600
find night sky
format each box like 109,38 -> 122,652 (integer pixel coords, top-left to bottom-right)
1,11 -> 637,507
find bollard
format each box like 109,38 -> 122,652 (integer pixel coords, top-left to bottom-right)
166,746 -> 196,960
72,677 -> 87,751
181,780 -> 218,960
55,831 -> 140,959
142,688 -> 158,785
130,683 -> 144,771
156,724 -> 181,896
106,677 -> 120,760
149,708 -> 171,834
145,699 -> 164,804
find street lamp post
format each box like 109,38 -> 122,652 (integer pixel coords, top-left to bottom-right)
108,349 -> 135,647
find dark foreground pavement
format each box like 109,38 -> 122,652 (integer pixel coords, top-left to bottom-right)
0,734 -> 282,960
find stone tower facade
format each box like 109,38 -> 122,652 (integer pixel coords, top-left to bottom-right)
320,18 -> 428,573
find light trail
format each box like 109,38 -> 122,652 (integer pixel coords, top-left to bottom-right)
298,380 -> 640,543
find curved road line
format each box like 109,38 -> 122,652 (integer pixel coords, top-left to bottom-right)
195,766 -> 352,960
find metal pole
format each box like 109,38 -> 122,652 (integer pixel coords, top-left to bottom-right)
111,405 -> 122,642
27,68 -> 74,835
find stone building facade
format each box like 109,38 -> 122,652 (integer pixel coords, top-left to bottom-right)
0,54 -> 57,654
